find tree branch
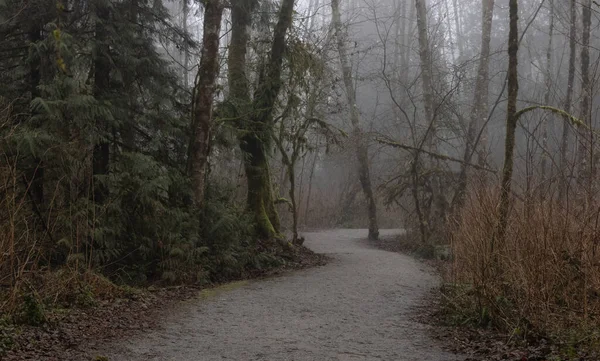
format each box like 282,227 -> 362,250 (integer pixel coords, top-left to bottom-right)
515,105 -> 584,127
376,138 -> 496,173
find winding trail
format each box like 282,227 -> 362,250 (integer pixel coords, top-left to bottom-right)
102,229 -> 461,360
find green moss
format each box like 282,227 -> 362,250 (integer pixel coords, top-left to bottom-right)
197,280 -> 249,299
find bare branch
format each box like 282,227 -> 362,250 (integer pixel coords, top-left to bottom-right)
376,138 -> 496,173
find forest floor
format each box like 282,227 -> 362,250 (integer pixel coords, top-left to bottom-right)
1,245 -> 325,361
6,230 -> 571,361
87,229 -> 462,361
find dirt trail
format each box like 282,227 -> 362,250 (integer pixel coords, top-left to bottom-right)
99,229 -> 461,361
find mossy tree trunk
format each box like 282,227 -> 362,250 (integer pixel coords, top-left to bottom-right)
331,0 -> 379,240
286,158 -> 299,242
229,0 -> 276,239
188,0 -> 223,208
239,136 -> 281,238
231,0 -> 295,239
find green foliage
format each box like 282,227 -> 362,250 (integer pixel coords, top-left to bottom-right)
0,317 -> 16,356
0,0 -> 306,325
201,184 -> 259,281
16,293 -> 46,326
75,286 -> 98,308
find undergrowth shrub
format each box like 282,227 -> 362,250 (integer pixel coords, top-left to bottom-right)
0,99 -> 291,320
447,187 -> 600,349
201,184 -> 284,282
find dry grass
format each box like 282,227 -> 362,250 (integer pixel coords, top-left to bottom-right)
448,186 -> 600,345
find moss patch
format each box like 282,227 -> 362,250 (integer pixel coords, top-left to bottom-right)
197,280 -> 250,299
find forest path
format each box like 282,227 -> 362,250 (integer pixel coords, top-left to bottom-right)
100,229 -> 461,361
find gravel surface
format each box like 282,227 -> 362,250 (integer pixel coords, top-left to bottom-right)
99,229 -> 463,361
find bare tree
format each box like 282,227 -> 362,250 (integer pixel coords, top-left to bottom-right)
578,0 -> 592,187
414,0 -> 434,134
496,0 -> 520,246
451,0 -> 463,59
182,0 -> 190,89
331,0 -> 379,240
455,0 -> 495,208
540,0 -> 554,181
558,0 -> 577,202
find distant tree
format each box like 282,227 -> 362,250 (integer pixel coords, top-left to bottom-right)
559,0 -> 577,202
454,0 -> 495,209
331,0 -> 379,240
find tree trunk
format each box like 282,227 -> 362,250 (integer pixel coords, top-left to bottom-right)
415,0 -> 447,243
540,0 -> 554,182
400,2 -> 415,84
27,22 -> 44,209
92,0 -> 111,204
228,0 -> 275,239
496,0 -> 519,247
234,0 -> 295,239
451,0 -> 463,60
304,143 -> 319,226
454,0 -> 495,208
331,0 -> 379,240
188,0 -> 223,208
415,0 -> 434,132
287,164 -> 299,242
578,0 -> 592,186
558,0 -> 577,203
182,0 -> 190,89
443,0 -> 456,64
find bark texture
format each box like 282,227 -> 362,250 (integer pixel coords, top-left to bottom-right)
414,0 -> 434,134
188,0 -> 223,207
496,0 -> 519,246
232,0 -> 295,239
578,0 -> 592,185
558,0 -> 577,202
331,0 -> 379,240
540,0 -> 554,181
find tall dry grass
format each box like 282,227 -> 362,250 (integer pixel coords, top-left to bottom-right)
449,186 -> 600,341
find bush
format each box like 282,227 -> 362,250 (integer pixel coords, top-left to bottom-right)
447,187 -> 600,347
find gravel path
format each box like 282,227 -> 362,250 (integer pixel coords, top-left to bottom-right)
100,229 -> 462,361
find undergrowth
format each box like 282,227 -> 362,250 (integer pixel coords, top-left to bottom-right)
443,187 -> 600,358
